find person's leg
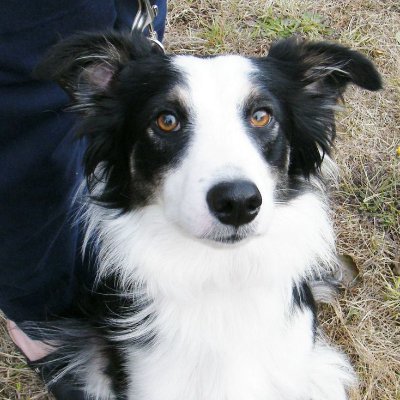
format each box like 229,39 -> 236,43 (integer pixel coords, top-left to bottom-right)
1,0 -> 167,324
0,0 -> 120,324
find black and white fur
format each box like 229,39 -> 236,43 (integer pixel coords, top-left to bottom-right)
31,32 -> 381,400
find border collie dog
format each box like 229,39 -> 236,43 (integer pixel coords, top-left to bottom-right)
33,32 -> 381,400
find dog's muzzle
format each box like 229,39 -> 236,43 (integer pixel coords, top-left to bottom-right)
206,180 -> 262,227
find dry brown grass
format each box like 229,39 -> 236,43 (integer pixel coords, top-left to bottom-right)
1,1 -> 399,398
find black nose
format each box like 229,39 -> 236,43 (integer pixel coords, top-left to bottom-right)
206,180 -> 262,227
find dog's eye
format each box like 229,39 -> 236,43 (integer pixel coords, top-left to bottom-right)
250,109 -> 272,127
156,113 -> 181,133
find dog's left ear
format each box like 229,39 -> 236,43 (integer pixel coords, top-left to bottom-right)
264,38 -> 382,176
267,38 -> 382,96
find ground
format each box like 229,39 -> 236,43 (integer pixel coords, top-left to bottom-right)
1,1 -> 399,399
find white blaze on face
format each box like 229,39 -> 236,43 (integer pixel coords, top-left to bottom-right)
162,55 -> 276,240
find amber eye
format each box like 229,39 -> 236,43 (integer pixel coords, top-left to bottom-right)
156,113 -> 180,132
250,109 -> 272,127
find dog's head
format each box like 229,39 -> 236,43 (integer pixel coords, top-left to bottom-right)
37,32 -> 381,244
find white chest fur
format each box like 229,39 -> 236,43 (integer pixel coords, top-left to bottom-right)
128,286 -> 316,400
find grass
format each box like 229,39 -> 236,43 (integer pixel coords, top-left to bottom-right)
1,0 -> 399,399
384,275 -> 400,320
253,11 -> 333,39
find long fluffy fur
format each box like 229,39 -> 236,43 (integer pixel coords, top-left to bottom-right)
25,32 -> 381,400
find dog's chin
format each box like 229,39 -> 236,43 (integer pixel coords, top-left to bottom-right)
172,213 -> 261,246
212,233 -> 247,244
201,227 -> 257,246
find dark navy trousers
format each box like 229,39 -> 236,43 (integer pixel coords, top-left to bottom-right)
0,1 -> 167,322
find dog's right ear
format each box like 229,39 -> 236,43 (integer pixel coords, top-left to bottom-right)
34,31 -> 161,111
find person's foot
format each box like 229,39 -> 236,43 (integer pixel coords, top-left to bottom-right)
6,319 -> 88,399
6,320 -> 53,361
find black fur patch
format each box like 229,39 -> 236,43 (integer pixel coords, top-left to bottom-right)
292,281 -> 318,337
35,32 -> 190,211
253,38 -> 381,178
242,90 -> 289,172
79,55 -> 187,210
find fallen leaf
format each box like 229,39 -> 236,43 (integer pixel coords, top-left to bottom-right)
391,249 -> 400,276
371,48 -> 385,57
337,254 -> 360,288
